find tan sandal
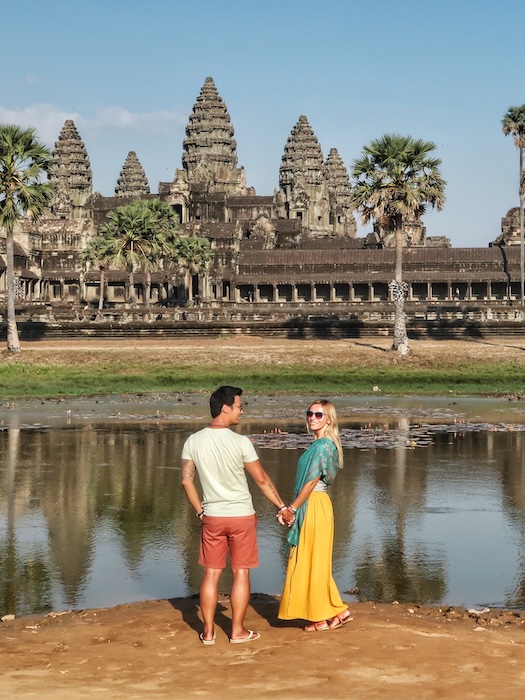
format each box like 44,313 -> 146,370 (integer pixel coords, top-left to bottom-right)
329,610 -> 353,630
304,620 -> 329,632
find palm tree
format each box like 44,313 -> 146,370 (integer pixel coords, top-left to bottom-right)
352,134 -> 446,355
100,199 -> 180,307
176,235 -> 213,303
502,105 -> 525,305
101,200 -> 158,306
142,199 -> 180,308
0,125 -> 53,352
80,236 -> 114,312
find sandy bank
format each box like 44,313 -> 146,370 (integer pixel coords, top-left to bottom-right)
1,596 -> 525,699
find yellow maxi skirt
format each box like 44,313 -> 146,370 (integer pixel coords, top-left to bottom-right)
278,492 -> 348,622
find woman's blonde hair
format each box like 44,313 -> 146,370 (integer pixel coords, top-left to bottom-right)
306,399 -> 343,468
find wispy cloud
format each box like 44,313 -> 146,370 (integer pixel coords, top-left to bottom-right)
0,104 -> 78,143
0,104 -> 186,144
82,107 -> 186,136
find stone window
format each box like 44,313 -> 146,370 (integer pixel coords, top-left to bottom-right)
297,284 -> 311,302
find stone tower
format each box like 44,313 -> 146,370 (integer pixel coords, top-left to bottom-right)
324,148 -> 356,237
277,115 -> 329,236
115,151 -> 150,198
49,119 -> 93,219
181,76 -> 247,194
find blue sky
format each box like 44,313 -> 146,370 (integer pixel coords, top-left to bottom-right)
3,0 -> 525,246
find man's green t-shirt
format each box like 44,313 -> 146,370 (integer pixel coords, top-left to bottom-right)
182,427 -> 259,516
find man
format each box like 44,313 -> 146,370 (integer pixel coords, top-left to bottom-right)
181,385 -> 290,645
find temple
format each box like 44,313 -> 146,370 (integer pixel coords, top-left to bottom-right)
1,77 -> 525,336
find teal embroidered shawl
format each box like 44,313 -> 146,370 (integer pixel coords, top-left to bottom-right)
286,437 -> 340,548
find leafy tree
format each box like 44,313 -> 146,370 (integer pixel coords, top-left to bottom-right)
0,125 -> 53,352
100,199 -> 179,306
141,200 -> 180,308
175,235 -> 213,303
352,134 -> 446,355
502,105 -> 525,304
101,201 -> 153,305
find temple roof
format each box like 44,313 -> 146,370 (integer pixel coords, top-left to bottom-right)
325,149 -> 352,204
115,151 -> 150,198
235,246 -> 519,283
49,120 -> 92,214
227,196 -> 274,206
279,115 -> 325,190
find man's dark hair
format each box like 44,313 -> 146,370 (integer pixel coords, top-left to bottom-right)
210,385 -> 243,418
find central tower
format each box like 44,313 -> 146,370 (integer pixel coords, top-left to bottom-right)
182,77 -> 247,194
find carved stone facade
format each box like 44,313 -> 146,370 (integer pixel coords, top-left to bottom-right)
0,77 -> 514,312
324,148 -> 357,237
493,207 -> 524,246
372,218 -> 428,248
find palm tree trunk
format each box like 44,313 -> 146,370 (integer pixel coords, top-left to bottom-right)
79,270 -> 86,303
186,270 -> 193,303
145,271 -> 151,310
128,268 -> 136,306
98,268 -> 105,312
5,226 -> 21,353
392,225 -> 409,355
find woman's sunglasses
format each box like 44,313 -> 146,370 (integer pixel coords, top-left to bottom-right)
306,410 -> 325,419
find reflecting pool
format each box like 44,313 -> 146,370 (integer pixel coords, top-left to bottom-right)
1,393 -> 525,617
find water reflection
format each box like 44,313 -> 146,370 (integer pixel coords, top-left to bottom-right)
350,417 -> 446,605
1,408 -> 525,616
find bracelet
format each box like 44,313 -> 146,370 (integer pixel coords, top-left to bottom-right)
277,505 -> 287,513
196,510 -> 204,517
288,506 -> 297,513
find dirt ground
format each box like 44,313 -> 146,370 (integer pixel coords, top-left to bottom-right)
2,337 -> 525,698
6,335 -> 525,372
1,597 -> 525,699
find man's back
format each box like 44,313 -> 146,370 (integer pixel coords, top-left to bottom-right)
182,427 -> 258,517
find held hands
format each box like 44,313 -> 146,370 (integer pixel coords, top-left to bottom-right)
276,506 -> 296,527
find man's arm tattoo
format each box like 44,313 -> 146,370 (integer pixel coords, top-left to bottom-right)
181,459 -> 196,482
267,481 -> 280,500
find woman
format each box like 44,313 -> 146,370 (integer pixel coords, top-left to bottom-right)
278,399 -> 352,631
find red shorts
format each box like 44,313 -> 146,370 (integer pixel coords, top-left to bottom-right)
199,514 -> 259,569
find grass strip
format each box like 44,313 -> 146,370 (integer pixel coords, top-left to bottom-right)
0,361 -> 524,399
